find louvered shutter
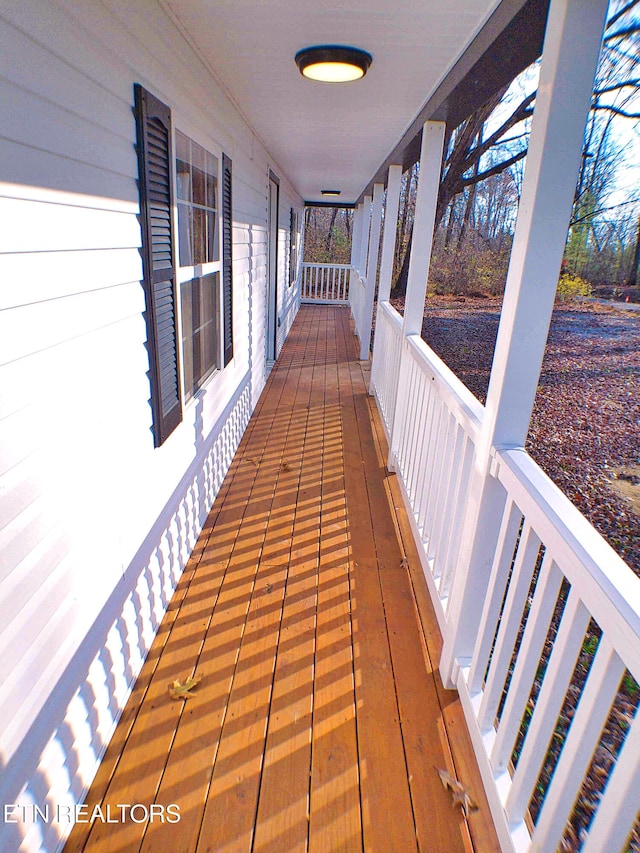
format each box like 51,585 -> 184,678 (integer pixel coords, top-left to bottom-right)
222,153 -> 234,366
134,84 -> 182,446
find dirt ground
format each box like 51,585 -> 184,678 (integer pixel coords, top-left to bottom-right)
391,295 -> 640,575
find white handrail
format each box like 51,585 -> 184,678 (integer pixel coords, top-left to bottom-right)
384,331 -> 483,625
369,309 -> 640,852
301,263 -> 350,303
497,449 -> 640,655
348,268 -> 369,355
370,301 -> 403,440
456,446 -> 640,852
405,333 -> 483,440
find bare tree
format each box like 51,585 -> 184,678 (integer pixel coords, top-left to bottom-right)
392,0 -> 640,297
303,206 -> 353,264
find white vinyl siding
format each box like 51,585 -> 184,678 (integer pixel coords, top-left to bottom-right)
0,1 -> 303,849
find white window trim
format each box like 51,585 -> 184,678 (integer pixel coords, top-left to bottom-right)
172,128 -> 226,404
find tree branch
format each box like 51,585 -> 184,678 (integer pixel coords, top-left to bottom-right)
606,0 -> 639,29
595,80 -> 640,95
490,131 -> 530,147
570,197 -> 640,227
460,150 -> 528,188
592,103 -> 640,118
604,22 -> 640,41
479,92 -> 535,151
458,96 -> 534,176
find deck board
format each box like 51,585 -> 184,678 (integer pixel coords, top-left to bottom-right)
65,305 -> 500,853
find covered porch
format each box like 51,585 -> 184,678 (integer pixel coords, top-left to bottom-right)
70,0 -> 640,847
3,0 -> 638,849
64,305 -> 498,852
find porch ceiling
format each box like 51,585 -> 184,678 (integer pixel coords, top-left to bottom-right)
162,0 -> 512,204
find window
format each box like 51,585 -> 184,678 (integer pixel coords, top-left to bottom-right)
134,84 -> 234,446
175,131 -> 222,400
175,132 -> 219,266
180,271 -> 220,403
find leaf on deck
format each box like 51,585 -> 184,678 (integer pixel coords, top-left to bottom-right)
435,767 -> 478,816
169,673 -> 202,701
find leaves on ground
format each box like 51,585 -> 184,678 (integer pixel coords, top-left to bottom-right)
403,296 -> 640,576
435,767 -> 478,816
169,673 -> 202,700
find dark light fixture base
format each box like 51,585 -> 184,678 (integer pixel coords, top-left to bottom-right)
295,45 -> 372,82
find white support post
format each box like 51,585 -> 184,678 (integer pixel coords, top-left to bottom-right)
358,195 -> 372,275
388,121 -> 445,468
365,183 -> 384,283
402,122 -> 446,336
350,204 -> 363,319
360,182 -> 384,359
377,164 -> 402,303
440,0 -> 609,685
351,204 -> 362,269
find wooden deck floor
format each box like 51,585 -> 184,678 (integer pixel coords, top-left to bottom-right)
66,305 -> 499,853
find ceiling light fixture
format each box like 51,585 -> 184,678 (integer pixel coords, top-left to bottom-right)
321,190 -> 341,197
295,45 -> 372,83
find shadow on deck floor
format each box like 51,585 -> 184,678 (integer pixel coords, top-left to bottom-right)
65,305 -> 499,853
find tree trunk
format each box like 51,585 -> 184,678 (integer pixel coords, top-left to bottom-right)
458,185 -> 477,248
629,215 -> 640,287
392,222 -> 413,297
458,131 -> 481,248
444,197 -> 457,248
325,207 -> 338,257
395,168 -> 414,274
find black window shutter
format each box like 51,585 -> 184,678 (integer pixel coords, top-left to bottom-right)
222,153 -> 234,366
134,84 -> 182,446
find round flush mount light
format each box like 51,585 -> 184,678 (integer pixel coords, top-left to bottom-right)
295,45 -> 372,83
321,190 -> 341,197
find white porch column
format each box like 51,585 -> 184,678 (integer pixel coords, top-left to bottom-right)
350,203 -> 363,268
402,121 -> 446,335
349,203 -> 363,320
359,182 -> 384,359
365,183 -> 384,282
377,164 -> 403,303
440,0 -> 609,684
358,195 -> 372,275
388,122 -> 445,468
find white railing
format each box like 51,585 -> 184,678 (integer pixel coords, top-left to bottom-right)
301,263 -> 350,303
372,323 -> 640,852
457,448 -> 640,853
389,332 -> 483,628
348,268 -> 369,357
369,300 -> 403,441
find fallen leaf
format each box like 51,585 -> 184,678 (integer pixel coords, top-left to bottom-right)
169,673 -> 202,700
435,767 -> 457,790
451,785 -> 478,816
435,767 -> 478,816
